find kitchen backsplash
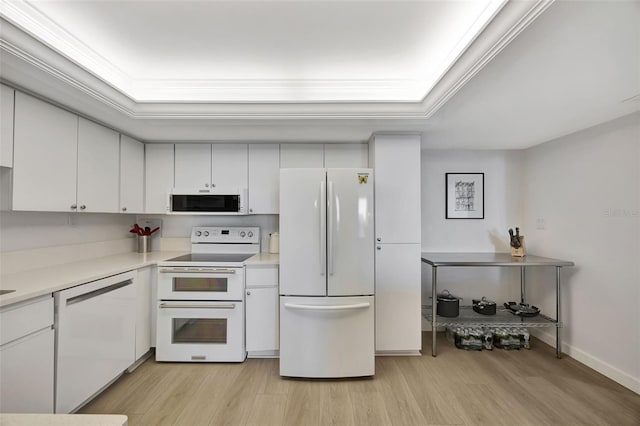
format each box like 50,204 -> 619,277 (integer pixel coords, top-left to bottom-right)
136,214 -> 279,252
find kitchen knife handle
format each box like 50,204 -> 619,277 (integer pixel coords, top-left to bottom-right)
319,180 -> 326,276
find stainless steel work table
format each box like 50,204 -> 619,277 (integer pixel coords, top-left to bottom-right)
421,253 -> 574,358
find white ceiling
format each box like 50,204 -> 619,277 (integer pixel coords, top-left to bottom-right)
0,0 -> 637,148
424,0 -> 640,149
4,0 -> 504,102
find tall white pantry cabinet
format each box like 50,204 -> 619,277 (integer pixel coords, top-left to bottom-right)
369,134 -> 422,354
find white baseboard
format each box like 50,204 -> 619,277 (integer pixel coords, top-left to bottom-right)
375,350 -> 422,356
533,329 -> 640,395
247,350 -> 279,358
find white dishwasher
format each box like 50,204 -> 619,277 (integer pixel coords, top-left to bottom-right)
54,271 -> 136,413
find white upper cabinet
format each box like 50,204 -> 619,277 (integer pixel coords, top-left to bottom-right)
13,92 -> 78,212
211,143 -> 247,191
145,144 -> 174,214
280,144 -> 324,168
174,144 -> 211,190
369,134 -> 421,244
324,143 -> 368,168
13,93 -> 123,213
0,84 -> 14,168
77,118 -> 119,213
248,144 -> 279,214
174,143 -> 248,192
119,135 -> 144,214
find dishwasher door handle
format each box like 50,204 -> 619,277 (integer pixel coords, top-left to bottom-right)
66,279 -> 133,306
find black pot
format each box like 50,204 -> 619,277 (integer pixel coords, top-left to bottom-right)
472,296 -> 497,315
436,290 -> 460,317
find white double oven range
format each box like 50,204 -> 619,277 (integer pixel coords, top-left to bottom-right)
156,227 -> 259,362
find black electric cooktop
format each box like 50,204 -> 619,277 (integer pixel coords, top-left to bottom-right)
163,253 -> 254,264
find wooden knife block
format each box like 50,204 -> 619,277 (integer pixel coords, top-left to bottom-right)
511,236 -> 525,257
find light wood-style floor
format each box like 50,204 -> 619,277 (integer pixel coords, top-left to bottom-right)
79,332 -> 640,426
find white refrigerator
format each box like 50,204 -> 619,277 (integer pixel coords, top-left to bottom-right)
279,168 -> 375,378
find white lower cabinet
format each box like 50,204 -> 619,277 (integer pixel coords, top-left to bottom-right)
245,265 -> 279,357
135,267 -> 152,359
150,265 -> 158,348
0,296 -> 54,413
55,272 -> 136,413
375,243 -> 422,353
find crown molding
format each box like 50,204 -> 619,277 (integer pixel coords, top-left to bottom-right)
0,0 -> 553,119
420,0 -> 555,118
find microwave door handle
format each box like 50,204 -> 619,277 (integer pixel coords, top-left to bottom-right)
320,180 -> 326,276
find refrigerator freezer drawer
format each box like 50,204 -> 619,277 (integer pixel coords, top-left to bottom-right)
279,296 -> 374,378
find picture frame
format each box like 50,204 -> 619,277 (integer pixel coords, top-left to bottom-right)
445,172 -> 484,219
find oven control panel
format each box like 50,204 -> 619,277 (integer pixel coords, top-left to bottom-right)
191,227 -> 260,244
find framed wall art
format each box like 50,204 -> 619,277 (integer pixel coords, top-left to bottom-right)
445,172 -> 484,219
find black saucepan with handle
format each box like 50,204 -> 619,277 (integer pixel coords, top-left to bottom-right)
436,290 -> 461,317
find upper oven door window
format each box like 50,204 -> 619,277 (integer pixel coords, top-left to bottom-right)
158,268 -> 244,301
171,194 -> 240,213
174,277 -> 227,292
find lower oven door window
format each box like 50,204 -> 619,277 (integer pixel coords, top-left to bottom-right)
156,301 -> 245,363
172,318 -> 227,344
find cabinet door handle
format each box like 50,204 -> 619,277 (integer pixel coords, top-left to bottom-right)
70,204 -> 77,210
80,205 -> 86,210
377,237 -> 381,242
122,207 -> 127,212
205,183 -> 209,187
377,246 -> 381,250
246,291 -> 251,296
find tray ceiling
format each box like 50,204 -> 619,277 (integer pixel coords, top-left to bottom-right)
3,0 -> 506,103
6,0 -> 631,150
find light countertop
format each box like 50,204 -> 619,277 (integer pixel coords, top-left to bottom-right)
245,252 -> 280,266
0,251 -> 279,308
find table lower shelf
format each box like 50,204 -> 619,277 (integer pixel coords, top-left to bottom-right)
422,305 -> 560,328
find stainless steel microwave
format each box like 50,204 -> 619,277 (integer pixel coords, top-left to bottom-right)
167,189 -> 247,215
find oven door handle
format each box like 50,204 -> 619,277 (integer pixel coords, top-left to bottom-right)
159,268 -> 237,274
159,302 -> 236,309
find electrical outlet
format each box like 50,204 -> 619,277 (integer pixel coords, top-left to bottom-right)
536,218 -> 546,230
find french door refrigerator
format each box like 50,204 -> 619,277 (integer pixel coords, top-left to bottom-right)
279,168 -> 374,378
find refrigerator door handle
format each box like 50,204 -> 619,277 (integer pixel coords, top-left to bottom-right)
284,302 -> 370,311
320,180 -> 327,275
328,181 -> 335,275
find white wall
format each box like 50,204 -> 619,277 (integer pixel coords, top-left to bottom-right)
420,150 -> 524,328
0,211 -> 132,252
522,112 -> 639,393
